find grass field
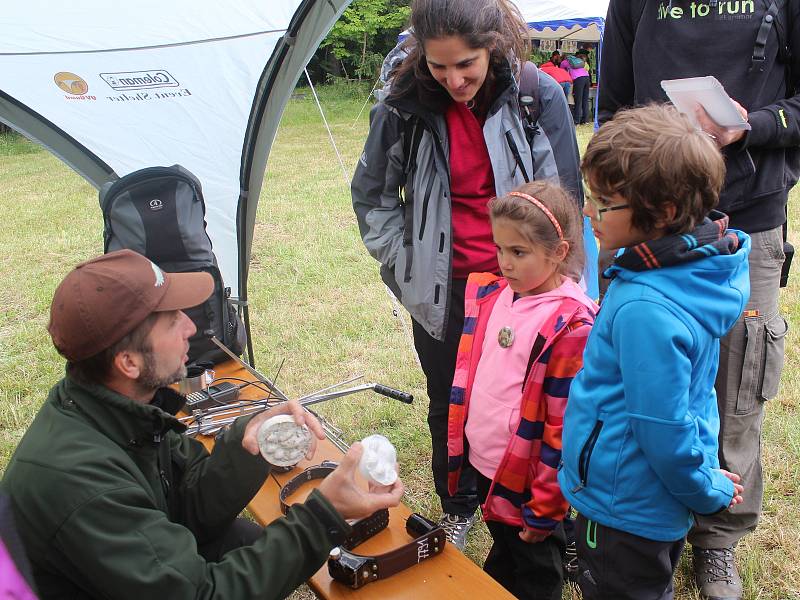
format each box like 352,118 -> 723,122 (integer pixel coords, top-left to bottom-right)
1,83 -> 799,599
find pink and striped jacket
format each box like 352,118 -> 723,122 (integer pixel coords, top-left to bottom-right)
447,272 -> 595,534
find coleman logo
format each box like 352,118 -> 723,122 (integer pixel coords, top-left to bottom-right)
149,198 -> 163,211
100,70 -> 179,91
54,72 -> 89,95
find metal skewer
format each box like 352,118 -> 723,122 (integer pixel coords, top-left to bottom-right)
295,374 -> 364,403
182,368 -> 413,438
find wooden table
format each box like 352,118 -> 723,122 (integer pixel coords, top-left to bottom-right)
198,360 -> 513,599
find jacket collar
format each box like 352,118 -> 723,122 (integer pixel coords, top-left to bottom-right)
609,210 -> 739,275
59,374 -> 187,448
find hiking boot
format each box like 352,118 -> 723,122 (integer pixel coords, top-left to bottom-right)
438,512 -> 478,551
692,546 -> 743,600
563,540 -> 579,582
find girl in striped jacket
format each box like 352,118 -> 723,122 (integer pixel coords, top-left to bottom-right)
447,181 -> 596,599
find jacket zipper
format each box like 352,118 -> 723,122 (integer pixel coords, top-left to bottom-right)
160,469 -> 171,498
572,420 -> 603,493
154,433 -> 171,506
418,176 -> 435,240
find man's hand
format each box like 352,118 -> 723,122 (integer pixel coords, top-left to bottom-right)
719,469 -> 744,509
695,101 -> 748,148
241,399 -> 325,457
519,528 -> 549,544
317,443 -> 404,520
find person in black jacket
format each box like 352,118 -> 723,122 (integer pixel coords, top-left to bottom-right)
597,2 -> 799,599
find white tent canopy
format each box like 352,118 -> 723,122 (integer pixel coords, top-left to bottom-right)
0,0 -> 349,307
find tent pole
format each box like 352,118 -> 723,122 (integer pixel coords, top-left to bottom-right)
236,190 -> 256,368
243,303 -> 256,367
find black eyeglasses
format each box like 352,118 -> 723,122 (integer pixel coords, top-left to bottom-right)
584,189 -> 630,222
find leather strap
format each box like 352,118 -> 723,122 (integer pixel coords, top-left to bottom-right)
279,461 -> 389,550
328,513 -> 446,589
279,460 -> 339,514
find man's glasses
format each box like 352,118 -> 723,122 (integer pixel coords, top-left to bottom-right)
584,187 -> 630,222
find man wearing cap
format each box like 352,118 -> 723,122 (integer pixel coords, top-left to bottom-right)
1,250 -> 404,600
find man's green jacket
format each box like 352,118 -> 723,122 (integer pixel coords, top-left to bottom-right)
1,374 -> 349,599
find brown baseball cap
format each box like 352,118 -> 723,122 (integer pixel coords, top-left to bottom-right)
48,250 -> 214,362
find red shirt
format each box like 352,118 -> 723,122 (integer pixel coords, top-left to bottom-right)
540,61 -> 573,84
445,101 -> 498,278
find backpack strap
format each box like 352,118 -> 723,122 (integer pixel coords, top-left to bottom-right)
751,0 -> 795,101
512,61 -> 541,183
519,61 -> 541,143
752,0 -> 787,72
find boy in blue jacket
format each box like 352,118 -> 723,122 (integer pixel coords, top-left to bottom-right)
558,104 -> 749,600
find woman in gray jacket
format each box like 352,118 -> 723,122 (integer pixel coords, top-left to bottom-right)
351,0 -> 582,550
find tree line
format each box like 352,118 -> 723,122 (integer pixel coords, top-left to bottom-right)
309,0 -> 410,83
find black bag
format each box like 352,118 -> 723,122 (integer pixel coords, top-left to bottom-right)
99,165 -> 246,365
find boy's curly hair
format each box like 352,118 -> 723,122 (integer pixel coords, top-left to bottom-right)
581,104 -> 725,235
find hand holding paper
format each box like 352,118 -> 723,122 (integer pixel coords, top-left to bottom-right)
695,100 -> 749,147
661,76 -> 750,147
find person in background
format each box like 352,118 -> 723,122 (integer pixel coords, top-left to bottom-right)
560,49 -> 591,125
447,180 -> 596,599
597,3 -> 798,597
550,50 -> 561,66
540,58 -> 573,99
351,0 -> 581,551
1,250 -> 403,600
559,104 -> 749,600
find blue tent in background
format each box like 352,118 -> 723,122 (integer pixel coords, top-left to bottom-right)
518,0 -> 608,43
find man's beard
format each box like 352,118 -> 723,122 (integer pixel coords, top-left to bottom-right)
137,350 -> 186,391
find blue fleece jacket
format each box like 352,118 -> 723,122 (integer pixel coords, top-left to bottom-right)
558,228 -> 751,542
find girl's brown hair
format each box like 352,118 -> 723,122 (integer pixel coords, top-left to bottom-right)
388,0 -> 530,113
489,181 -> 585,282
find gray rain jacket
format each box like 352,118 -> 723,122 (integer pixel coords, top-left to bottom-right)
351,62 -> 582,340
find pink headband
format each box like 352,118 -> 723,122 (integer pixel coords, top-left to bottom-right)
507,191 -> 564,241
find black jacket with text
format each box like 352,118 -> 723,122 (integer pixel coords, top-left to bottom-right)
599,0 -> 800,233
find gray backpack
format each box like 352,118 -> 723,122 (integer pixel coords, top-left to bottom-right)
100,165 -> 246,365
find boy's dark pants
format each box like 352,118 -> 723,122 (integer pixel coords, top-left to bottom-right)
412,278 -> 478,517
476,472 -> 565,600
575,514 -> 684,600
